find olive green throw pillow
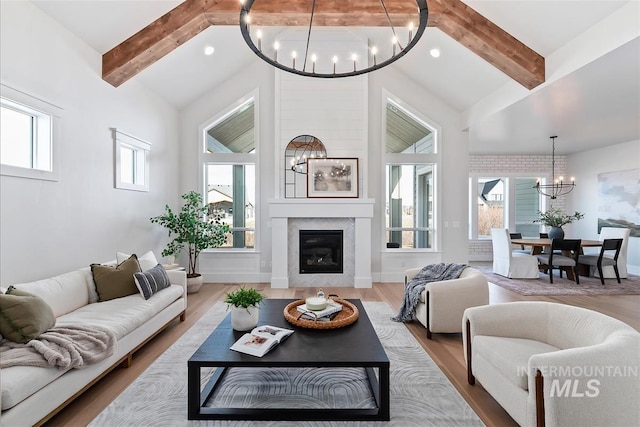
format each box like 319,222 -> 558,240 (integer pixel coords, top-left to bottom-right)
0,286 -> 56,343
91,254 -> 141,302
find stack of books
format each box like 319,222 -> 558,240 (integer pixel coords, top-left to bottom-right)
297,300 -> 343,322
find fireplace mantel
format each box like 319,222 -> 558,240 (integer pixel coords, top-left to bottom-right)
268,198 -> 375,288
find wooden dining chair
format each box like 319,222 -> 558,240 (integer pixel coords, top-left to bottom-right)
577,238 -> 623,285
536,239 -> 582,284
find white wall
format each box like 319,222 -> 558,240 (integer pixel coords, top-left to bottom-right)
567,139 -> 640,274
0,1 -> 180,285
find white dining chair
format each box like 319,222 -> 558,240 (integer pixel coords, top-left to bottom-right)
491,228 -> 539,278
597,227 -> 631,279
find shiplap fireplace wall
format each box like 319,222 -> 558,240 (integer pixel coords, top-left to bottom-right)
271,66 -> 370,288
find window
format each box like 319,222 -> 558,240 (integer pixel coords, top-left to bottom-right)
0,84 -> 61,181
384,98 -> 437,249
113,129 -> 150,192
469,175 -> 541,239
201,96 -> 257,249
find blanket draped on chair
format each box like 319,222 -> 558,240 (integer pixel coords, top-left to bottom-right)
0,325 -> 117,369
392,263 -> 468,322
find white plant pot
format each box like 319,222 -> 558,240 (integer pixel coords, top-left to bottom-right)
186,274 -> 203,293
166,254 -> 175,265
231,305 -> 259,331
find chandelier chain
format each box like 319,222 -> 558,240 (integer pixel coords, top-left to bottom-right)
302,0 -> 316,72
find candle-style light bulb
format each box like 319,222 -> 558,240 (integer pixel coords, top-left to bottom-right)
244,14 -> 251,25
371,46 -> 378,65
291,51 -> 297,69
311,54 -> 317,73
392,36 -> 398,56
273,41 -> 279,62
351,53 -> 357,72
408,22 -> 414,44
256,29 -> 262,51
332,55 -> 338,74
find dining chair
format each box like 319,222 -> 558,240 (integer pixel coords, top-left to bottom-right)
578,238 -> 623,285
491,228 -> 539,279
536,238 -> 582,284
509,232 -> 530,254
598,227 -> 631,279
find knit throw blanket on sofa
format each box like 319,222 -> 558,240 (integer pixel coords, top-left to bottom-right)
0,325 -> 117,369
392,263 -> 467,323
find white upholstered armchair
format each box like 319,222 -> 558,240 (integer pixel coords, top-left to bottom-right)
404,267 -> 489,339
463,302 -> 640,427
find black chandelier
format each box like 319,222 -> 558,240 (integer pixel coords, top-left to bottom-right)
239,0 -> 429,78
534,136 -> 576,199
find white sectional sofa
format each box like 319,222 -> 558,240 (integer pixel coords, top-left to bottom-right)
0,261 -> 187,426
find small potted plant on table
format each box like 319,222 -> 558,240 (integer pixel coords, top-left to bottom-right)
225,287 -> 266,331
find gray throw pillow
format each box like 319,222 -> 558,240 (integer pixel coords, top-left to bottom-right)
133,264 -> 171,300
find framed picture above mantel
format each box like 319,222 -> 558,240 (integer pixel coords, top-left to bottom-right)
307,158 -> 359,198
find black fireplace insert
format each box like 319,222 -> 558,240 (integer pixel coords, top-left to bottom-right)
299,230 -> 343,274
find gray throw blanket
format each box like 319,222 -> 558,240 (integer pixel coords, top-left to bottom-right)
0,325 -> 117,369
392,263 -> 467,322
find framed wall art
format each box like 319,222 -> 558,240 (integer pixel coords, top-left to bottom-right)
307,158 -> 359,198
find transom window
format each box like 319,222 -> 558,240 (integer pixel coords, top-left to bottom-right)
113,129 -> 150,192
1,84 -> 61,181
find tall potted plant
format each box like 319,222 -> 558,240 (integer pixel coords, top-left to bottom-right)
151,191 -> 230,293
534,207 -> 584,239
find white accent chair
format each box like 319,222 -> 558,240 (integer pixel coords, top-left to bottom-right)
404,267 -> 489,339
491,228 -> 539,279
463,302 -> 640,427
597,227 -> 631,279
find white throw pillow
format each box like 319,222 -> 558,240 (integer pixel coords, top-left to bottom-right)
116,251 -> 158,271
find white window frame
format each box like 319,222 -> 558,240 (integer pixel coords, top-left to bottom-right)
469,173 -> 544,240
382,91 -> 440,252
0,84 -> 62,181
113,129 -> 150,192
199,90 -> 259,252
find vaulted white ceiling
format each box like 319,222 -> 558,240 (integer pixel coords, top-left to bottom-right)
32,0 -> 640,155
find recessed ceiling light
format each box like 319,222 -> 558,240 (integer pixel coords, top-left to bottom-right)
430,48 -> 440,58
204,46 -> 215,56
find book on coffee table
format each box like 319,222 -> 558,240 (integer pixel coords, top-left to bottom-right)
297,300 -> 343,321
230,325 -> 294,357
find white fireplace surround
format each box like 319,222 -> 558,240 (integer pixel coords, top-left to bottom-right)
269,199 -> 375,288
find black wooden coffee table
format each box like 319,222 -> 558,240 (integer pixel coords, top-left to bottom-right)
187,299 -> 390,421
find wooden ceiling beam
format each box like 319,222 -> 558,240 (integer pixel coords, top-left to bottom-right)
431,0 -> 545,89
102,0 -> 544,90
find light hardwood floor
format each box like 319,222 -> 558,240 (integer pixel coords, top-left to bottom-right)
45,270 -> 640,427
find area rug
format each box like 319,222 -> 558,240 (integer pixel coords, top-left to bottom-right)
90,302 -> 483,427
474,264 -> 640,296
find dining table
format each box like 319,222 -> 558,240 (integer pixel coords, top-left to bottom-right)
511,238 -> 602,280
